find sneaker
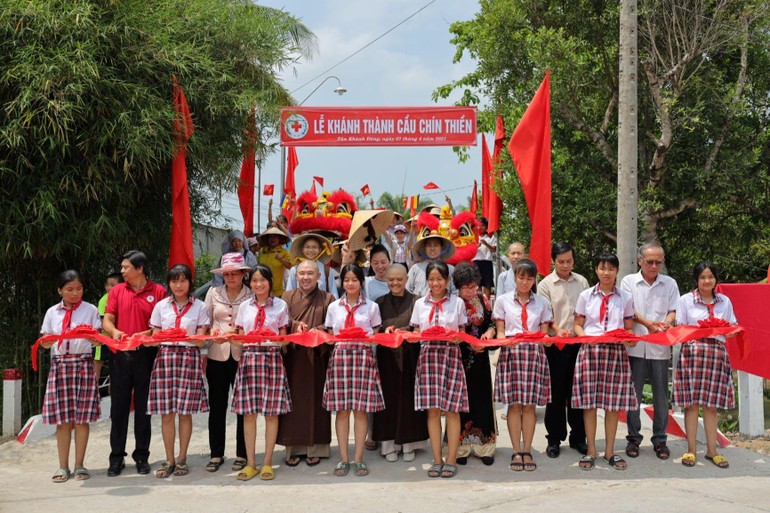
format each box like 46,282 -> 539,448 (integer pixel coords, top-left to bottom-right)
385,452 -> 399,462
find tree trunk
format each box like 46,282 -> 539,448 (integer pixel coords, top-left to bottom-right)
617,0 -> 639,279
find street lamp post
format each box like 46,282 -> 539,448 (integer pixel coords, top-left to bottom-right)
278,76 -> 347,223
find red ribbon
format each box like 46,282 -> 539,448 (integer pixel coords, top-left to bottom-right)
59,300 -> 83,349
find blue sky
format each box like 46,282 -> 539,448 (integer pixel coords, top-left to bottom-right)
218,0 -> 485,231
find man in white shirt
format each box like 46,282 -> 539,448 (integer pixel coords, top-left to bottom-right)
620,242 -> 679,460
496,242 -> 527,296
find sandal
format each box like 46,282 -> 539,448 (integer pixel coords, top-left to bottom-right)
681,452 -> 696,467
578,455 -> 595,470
237,465 -> 260,481
306,456 -> 321,466
173,462 -> 189,476
231,458 -> 247,471
354,461 -> 369,477
427,463 -> 443,478
625,440 -> 640,458
604,454 -> 627,470
440,464 -> 457,478
654,442 -> 670,460
260,464 -> 275,481
206,457 -> 224,473
285,456 -> 302,467
365,439 -> 378,451
521,452 -> 537,471
705,454 -> 729,469
333,461 -> 350,477
155,462 -> 175,478
510,452 -> 524,471
73,467 -> 90,481
52,468 -> 70,483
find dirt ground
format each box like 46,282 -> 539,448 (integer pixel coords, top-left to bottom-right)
726,430 -> 770,455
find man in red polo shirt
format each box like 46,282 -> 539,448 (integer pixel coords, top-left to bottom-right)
103,250 -> 167,476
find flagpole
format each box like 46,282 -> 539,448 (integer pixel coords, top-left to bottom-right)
256,156 -> 262,234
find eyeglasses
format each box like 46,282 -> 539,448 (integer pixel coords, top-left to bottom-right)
643,259 -> 664,266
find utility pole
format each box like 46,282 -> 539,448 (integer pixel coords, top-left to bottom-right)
617,0 -> 638,279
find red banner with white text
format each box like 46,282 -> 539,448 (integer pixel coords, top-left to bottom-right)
280,106 -> 477,147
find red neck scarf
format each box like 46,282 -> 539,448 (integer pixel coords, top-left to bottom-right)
343,296 -> 363,328
516,295 -> 529,331
600,289 -> 614,324
429,297 -> 448,325
59,299 -> 83,349
172,299 -> 193,329
254,299 -> 271,331
705,302 -> 716,320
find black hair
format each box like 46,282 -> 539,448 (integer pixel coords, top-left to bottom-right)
478,217 -> 489,227
514,258 -> 539,294
57,270 -> 82,289
453,262 -> 481,289
593,253 -> 620,270
551,241 -> 575,262
248,264 -> 274,295
425,260 -> 450,281
341,264 -> 366,287
122,250 -> 148,274
693,261 -> 719,288
369,244 -> 391,262
166,264 -> 193,298
105,271 -> 121,282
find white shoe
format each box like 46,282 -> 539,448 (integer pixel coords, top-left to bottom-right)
402,451 -> 416,462
385,451 -> 399,462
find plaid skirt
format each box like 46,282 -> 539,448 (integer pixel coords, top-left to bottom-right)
672,338 -> 735,409
323,342 -> 384,412
571,343 -> 637,411
42,354 -> 100,425
414,341 -> 469,412
147,346 -> 209,415
494,343 -> 551,406
231,346 -> 292,416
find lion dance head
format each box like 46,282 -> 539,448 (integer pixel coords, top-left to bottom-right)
414,209 -> 479,265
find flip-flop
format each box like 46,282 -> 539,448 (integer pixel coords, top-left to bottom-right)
259,464 -> 275,481
306,456 -> 321,466
73,467 -> 90,481
705,454 -> 730,469
284,456 -> 302,467
52,468 -> 70,483
604,454 -> 627,470
681,452 -> 696,467
173,462 -> 189,476
237,465 -> 260,481
333,461 -> 350,477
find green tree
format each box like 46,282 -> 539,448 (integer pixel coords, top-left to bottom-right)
0,0 -> 315,417
435,0 -> 770,283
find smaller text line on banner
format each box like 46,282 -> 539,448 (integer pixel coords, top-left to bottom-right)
280,106 -> 477,147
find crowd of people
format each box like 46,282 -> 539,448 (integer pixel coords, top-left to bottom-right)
37,204 -> 739,483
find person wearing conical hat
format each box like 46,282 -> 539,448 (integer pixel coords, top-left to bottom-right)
257,227 -> 292,297
405,214 -> 457,297
284,233 -> 338,299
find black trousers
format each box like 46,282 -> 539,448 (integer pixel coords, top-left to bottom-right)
206,356 -> 246,459
544,343 -> 586,445
109,346 -> 157,465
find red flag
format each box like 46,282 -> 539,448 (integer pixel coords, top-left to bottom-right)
486,118 -> 505,235
282,147 -> 298,221
169,79 -> 195,276
470,180 -> 478,215
361,184 -> 371,197
481,134 -> 499,234
263,184 -> 274,196
238,108 -> 257,237
423,182 -> 440,190
508,71 -> 552,276
313,176 -> 324,187
310,179 -> 317,197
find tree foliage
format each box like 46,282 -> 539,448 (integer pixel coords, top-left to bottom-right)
0,0 -> 315,417
435,0 -> 770,283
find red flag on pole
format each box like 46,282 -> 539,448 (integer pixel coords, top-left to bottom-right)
313,176 -> 324,187
282,147 -> 298,221
470,180 -> 478,215
508,71 -> 552,276
310,179 -> 317,197
263,184 -> 274,196
169,78 -> 195,276
361,184 -> 371,197
238,108 -> 257,237
486,117 -> 505,235
481,134 -> 499,233
423,182 -> 440,190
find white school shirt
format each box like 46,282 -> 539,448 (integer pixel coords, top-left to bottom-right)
409,293 -> 467,331
574,285 -> 634,335
492,291 -> 553,337
235,297 -> 290,347
150,297 -> 210,346
406,261 -> 457,297
325,295 -> 382,335
473,233 -> 497,262
621,271 -> 680,359
676,290 -> 736,343
364,276 -> 390,302
40,301 -> 101,356
284,261 -> 339,299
